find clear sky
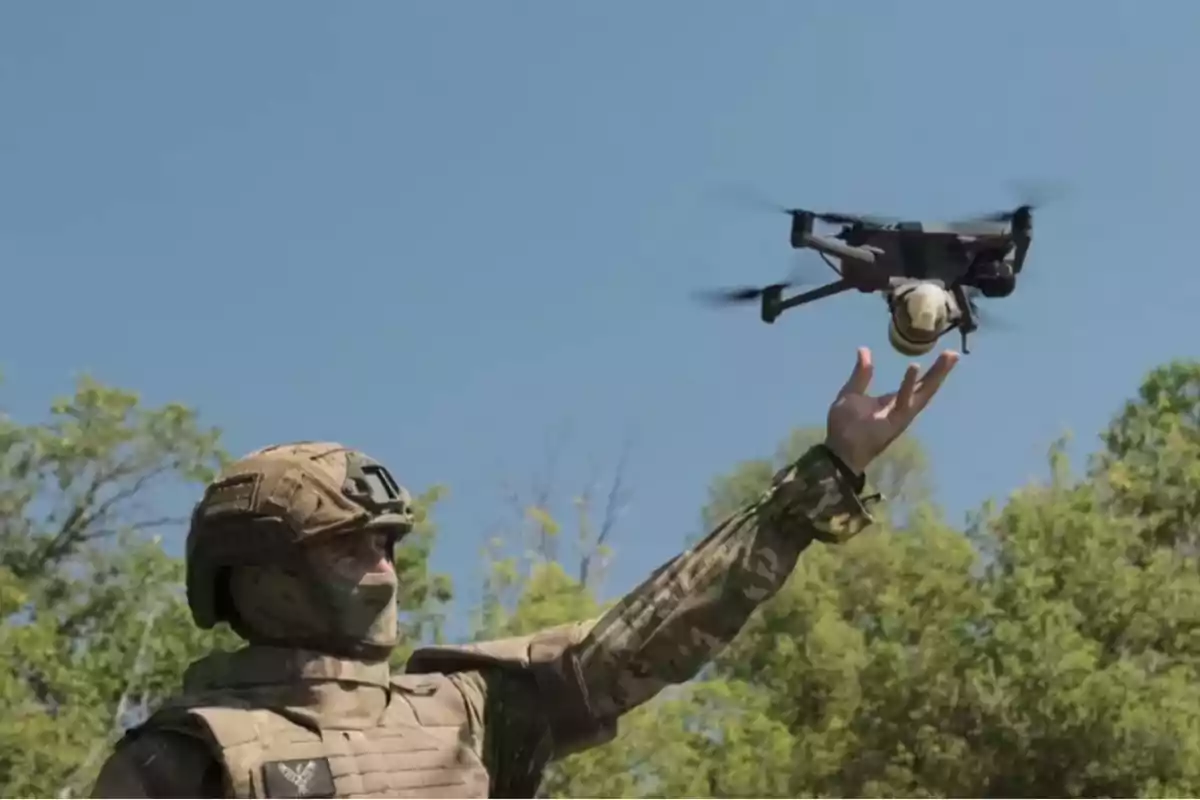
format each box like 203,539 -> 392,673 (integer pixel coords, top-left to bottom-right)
2,2 -> 1198,631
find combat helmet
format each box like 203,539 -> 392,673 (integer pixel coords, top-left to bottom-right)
186,442 -> 414,646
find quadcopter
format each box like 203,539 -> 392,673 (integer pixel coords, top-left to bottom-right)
699,198 -> 1035,356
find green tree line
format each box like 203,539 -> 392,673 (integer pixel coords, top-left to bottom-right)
2,361 -> 1199,797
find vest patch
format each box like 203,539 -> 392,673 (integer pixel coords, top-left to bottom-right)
263,758 -> 335,798
150,665 -> 494,797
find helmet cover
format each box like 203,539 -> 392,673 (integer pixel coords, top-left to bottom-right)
186,441 -> 414,660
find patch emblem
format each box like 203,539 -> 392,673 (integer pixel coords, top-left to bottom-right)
201,474 -> 260,518
262,757 -> 335,798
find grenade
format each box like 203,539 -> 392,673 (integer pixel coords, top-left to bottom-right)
887,283 -> 952,356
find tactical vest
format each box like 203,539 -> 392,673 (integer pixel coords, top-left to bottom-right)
144,648 -> 491,799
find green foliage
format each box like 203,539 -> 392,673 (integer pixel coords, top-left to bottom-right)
534,365 -> 1200,798
0,376 -> 235,798
390,484 -> 455,667
1095,359 -> 1200,551
0,376 -> 457,795
4,360 -> 1200,798
472,479 -> 622,641
527,368 -> 1200,797
701,427 -> 931,530
468,491 -> 620,796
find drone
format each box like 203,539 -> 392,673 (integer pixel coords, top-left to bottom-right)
699,198 -> 1036,355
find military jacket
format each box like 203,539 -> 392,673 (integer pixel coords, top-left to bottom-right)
91,445 -> 874,798
142,652 -> 494,798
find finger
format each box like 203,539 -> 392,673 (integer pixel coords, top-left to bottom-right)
874,391 -> 899,418
838,347 -> 874,399
894,363 -> 920,412
912,350 -> 960,409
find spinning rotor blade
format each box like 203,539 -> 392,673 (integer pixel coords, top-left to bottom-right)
969,204 -> 1035,224
957,180 -> 1066,226
694,253 -> 829,307
707,182 -> 793,216
693,282 -> 796,306
707,182 -> 897,226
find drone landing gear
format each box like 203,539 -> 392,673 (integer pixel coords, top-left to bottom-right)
950,284 -> 978,354
761,280 -> 853,324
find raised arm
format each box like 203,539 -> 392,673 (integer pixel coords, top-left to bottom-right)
560,443 -> 870,725
407,347 -> 958,765
561,348 -> 958,729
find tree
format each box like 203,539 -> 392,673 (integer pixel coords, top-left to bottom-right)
523,368 -> 1200,798
1095,359 -> 1200,553
0,376 -> 233,797
390,484 -> 455,667
968,461 -> 1200,797
468,449 -> 643,797
7,359 -> 1200,798
701,426 -> 931,531
472,441 -> 630,641
694,376 -> 1200,797
483,429 -> 950,798
0,376 -> 454,795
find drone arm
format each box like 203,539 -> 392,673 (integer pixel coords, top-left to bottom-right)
763,280 -> 853,323
794,232 -> 879,267
1009,234 -> 1031,275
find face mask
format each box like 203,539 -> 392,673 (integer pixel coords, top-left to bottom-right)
226,540 -> 401,661
318,568 -> 400,653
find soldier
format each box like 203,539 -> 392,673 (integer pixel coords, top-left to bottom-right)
91,346 -> 957,799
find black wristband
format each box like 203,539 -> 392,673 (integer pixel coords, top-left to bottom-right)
816,444 -> 867,494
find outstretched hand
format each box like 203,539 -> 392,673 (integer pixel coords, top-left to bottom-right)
825,347 -> 959,475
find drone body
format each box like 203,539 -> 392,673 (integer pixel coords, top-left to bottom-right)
708,202 -> 1035,355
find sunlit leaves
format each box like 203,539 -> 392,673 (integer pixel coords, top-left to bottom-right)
390,484 -> 455,666
5,358 -> 1200,797
534,364 -> 1200,797
0,377 -> 231,797
1096,360 -> 1200,552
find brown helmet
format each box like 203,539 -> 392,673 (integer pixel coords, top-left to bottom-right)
186,441 -> 414,631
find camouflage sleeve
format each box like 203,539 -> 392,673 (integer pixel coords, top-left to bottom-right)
405,445 -> 875,767
563,444 -> 873,735
91,728 -> 226,798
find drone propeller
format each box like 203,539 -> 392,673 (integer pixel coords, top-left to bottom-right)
693,282 -> 797,306
970,203 -> 1034,224
707,183 -> 792,216
957,180 -> 1064,228
707,182 -> 898,227
693,252 -> 830,308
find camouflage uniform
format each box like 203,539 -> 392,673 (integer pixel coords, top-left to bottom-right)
91,441 -> 874,798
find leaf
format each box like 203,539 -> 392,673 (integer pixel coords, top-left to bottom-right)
525,505 -> 561,537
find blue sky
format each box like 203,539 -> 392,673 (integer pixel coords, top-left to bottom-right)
2,2 -> 1198,632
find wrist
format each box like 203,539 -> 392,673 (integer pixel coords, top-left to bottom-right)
768,445 -> 875,544
818,442 -> 867,492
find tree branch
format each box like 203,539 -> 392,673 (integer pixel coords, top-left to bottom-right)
57,600 -> 162,798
